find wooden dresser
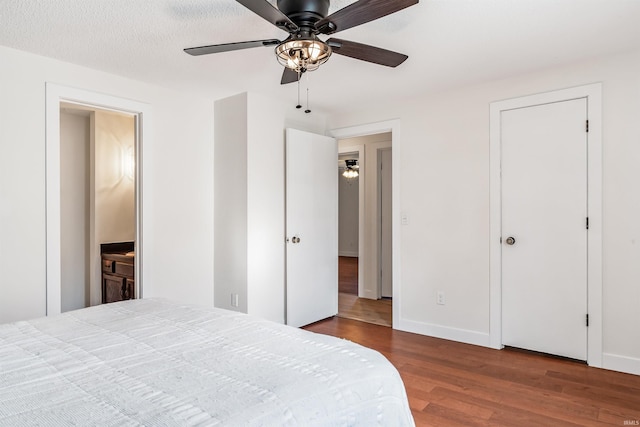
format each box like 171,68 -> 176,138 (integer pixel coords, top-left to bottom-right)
101,242 -> 135,304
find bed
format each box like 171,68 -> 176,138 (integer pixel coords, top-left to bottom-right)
0,299 -> 414,426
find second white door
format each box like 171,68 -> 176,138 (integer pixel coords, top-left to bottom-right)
286,128 -> 338,328
501,98 -> 588,360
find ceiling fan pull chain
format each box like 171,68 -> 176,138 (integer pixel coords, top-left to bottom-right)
296,73 -> 302,109
305,72 -> 311,114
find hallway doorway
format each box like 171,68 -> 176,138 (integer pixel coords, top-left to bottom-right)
336,133 -> 392,327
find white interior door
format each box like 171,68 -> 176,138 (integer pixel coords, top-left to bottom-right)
286,128 -> 338,327
501,98 -> 588,360
380,148 -> 393,298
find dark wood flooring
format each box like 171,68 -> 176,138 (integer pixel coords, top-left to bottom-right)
305,317 -> 640,427
339,256 -> 358,294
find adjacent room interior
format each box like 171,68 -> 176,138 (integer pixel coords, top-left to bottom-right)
59,103 -> 137,312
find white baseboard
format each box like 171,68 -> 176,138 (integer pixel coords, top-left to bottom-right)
396,318 -> 491,348
393,322 -> 640,375
602,353 -> 640,376
338,251 -> 358,257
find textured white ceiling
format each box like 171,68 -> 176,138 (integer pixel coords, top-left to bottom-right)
2,0 -> 640,113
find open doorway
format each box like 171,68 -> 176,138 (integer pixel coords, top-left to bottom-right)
45,83 -> 149,317
60,104 -> 137,312
336,133 -> 392,327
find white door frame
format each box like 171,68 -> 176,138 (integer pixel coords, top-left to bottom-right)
338,144 -> 365,297
331,120 -> 402,328
489,83 -> 603,367
45,83 -> 151,315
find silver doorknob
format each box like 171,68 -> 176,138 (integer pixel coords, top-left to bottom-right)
505,236 -> 516,245
292,236 -> 301,244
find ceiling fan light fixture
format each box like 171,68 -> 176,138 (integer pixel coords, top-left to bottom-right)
342,159 -> 359,179
275,37 -> 331,73
343,169 -> 359,179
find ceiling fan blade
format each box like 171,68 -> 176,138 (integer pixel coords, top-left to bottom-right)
327,38 -> 408,67
281,68 -> 299,85
236,0 -> 298,32
184,39 -> 280,56
316,0 -> 418,34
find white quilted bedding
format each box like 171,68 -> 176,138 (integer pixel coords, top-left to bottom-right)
0,299 -> 414,426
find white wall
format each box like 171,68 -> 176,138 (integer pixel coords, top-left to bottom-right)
0,46 -> 215,323
214,93 -> 249,314
60,111 -> 90,312
327,49 -> 640,375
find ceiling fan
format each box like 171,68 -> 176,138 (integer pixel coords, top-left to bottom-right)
184,0 -> 419,84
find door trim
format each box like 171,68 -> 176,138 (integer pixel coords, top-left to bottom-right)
331,120 -> 402,328
45,83 -> 151,315
489,83 -> 602,367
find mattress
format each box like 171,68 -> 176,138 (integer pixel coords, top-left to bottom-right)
0,299 -> 414,426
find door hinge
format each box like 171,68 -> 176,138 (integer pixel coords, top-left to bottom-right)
586,314 -> 589,327
586,120 -> 589,133
586,217 -> 589,230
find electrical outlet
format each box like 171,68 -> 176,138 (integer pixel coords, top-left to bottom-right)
401,212 -> 409,225
437,291 -> 445,305
231,293 -> 239,307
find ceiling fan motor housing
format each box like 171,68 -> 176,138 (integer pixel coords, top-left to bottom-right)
345,159 -> 358,169
277,0 -> 330,28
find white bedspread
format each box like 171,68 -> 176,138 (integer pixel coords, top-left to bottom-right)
0,299 -> 414,426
